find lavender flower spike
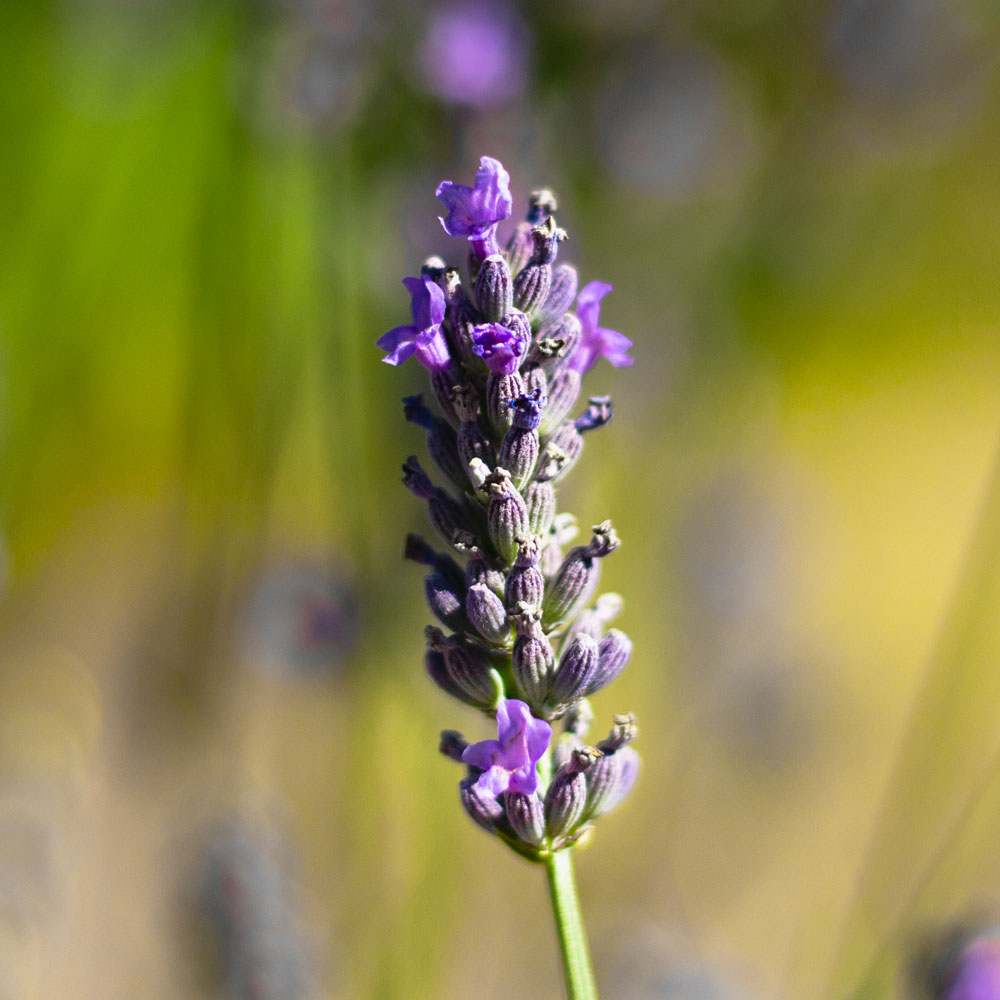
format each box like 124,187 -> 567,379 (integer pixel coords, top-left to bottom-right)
377,275 -> 450,372
462,698 -> 552,797
568,281 -> 633,373
436,156 -> 513,260
385,156 -> 638,1000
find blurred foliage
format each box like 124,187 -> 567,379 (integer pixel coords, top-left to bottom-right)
0,0 -> 999,997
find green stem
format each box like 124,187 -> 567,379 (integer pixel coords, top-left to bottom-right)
544,849 -> 599,1000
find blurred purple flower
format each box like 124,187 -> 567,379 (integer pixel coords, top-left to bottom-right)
568,281 -> 633,372
419,0 -> 530,109
377,275 -> 450,371
944,935 -> 1000,1000
471,321 -> 526,374
242,566 -> 357,679
462,699 -> 551,797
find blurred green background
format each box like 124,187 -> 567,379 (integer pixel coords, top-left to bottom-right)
1,0 -> 1000,997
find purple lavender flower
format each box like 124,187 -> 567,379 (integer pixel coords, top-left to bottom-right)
436,156 -> 513,259
419,1 -> 530,110
568,281 -> 633,373
944,935 -> 1000,1000
471,322 -> 526,375
377,275 -> 450,372
462,698 -> 552,797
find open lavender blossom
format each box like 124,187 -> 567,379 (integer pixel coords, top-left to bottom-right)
568,280 -> 634,373
380,155 -> 638,866
436,156 -> 513,259
471,321 -> 526,374
463,699 -> 551,797
377,275 -> 450,371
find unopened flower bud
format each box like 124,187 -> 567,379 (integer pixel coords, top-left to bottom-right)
551,633 -> 599,705
540,367 -> 583,434
404,533 -> 466,594
475,254 -> 513,322
584,745 -> 640,821
404,395 -> 468,488
502,307 -> 532,343
481,468 -> 530,565
543,521 -> 620,625
425,571 -> 468,632
429,365 -> 465,427
511,605 -> 554,706
402,457 -> 476,552
439,730 -> 468,762
506,223 -> 534,278
540,263 -> 579,324
486,372 -> 525,434
498,392 -> 544,491
588,629 -> 632,695
455,389 -> 497,486
505,792 -> 545,846
506,191 -> 559,277
545,747 -> 600,840
450,312 -> 482,370
562,592 -> 624,646
524,481 -> 556,537
426,648 -> 484,708
465,552 -> 505,596
513,264 -> 548,320
460,775 -> 505,832
514,218 -> 567,317
574,396 -> 614,434
430,498 -> 480,554
535,422 -> 584,483
401,455 -> 435,499
504,535 -> 545,612
466,583 -> 510,644
426,626 -> 495,708
497,428 -> 539,492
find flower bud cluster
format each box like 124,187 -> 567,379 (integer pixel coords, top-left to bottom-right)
379,156 -> 638,861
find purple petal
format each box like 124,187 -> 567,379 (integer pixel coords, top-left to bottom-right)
462,738 -> 501,772
376,325 -> 417,366
475,765 -> 513,798
498,700 -> 551,772
414,326 -> 452,372
525,713 -> 552,763
508,764 -> 539,796
947,936 -> 1000,1000
474,156 -> 513,220
471,322 -> 526,375
596,328 -> 634,367
567,342 -> 597,374
436,156 -> 513,238
463,700 -> 551,801
576,280 -> 612,331
402,275 -> 447,330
